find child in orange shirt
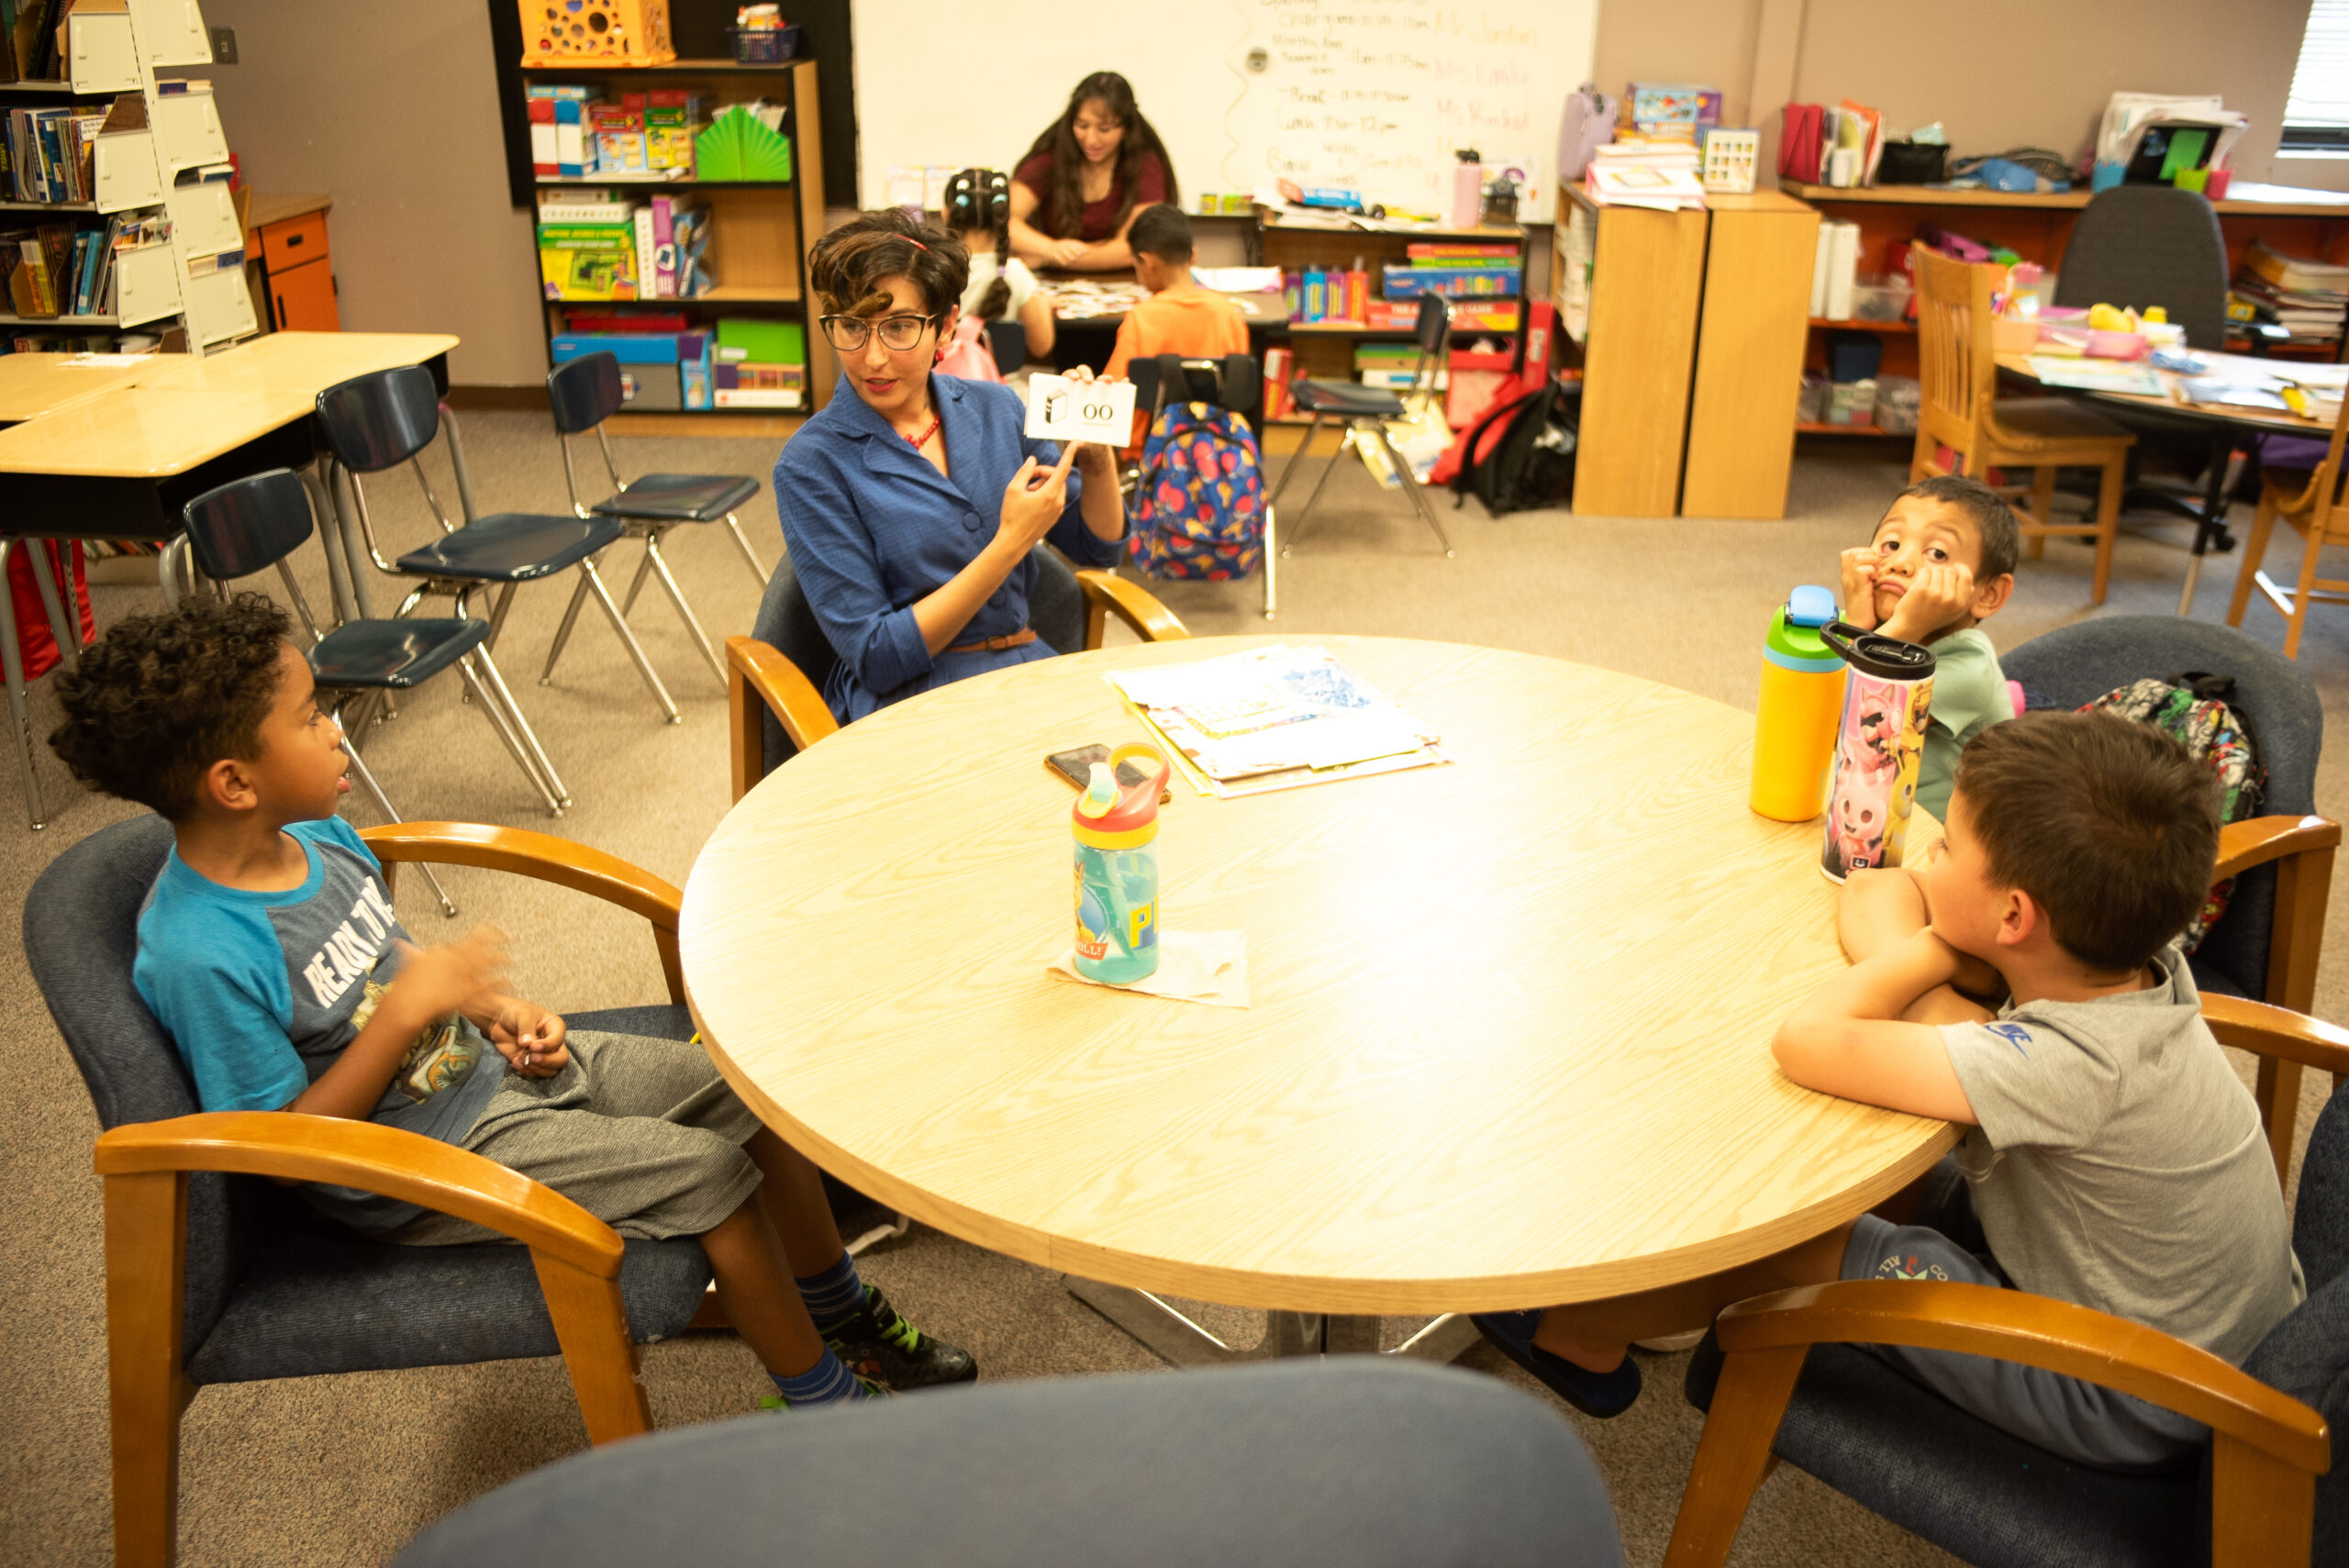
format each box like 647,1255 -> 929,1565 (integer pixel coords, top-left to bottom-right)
1107,205 -> 1250,450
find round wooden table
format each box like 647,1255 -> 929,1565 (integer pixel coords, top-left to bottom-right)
680,636 -> 1956,1359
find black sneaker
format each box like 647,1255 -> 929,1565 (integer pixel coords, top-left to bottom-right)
824,1285 -> 977,1390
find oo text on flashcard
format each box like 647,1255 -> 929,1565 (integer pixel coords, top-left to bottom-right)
1024,375 -> 1135,445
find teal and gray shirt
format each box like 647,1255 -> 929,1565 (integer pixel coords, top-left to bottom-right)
1919,627 -> 2012,821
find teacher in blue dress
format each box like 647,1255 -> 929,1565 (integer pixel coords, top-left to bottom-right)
773,207 -> 1127,724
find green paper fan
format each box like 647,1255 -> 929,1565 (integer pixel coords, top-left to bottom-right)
696,107 -> 794,183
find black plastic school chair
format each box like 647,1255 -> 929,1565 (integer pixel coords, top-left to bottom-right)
29,812 -> 713,1568
183,465 -> 551,914
310,366 -> 627,781
985,318 -> 1028,375
392,1360 -> 1627,1568
1265,293 -> 1453,558
1665,994 -> 2348,1568
543,352 -> 772,700
2003,614 -> 2337,1181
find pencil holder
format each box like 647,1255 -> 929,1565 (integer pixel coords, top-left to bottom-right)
519,0 -> 677,67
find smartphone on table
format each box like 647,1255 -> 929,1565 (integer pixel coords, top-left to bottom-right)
1046,744 -> 1172,802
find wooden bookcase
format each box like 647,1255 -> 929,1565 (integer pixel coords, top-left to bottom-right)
1683,192 -> 1820,517
1555,184 -> 1707,517
493,55 -> 833,425
1252,214 -> 1530,422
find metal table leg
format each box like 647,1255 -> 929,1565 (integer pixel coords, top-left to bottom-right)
302,466 -> 358,628
1064,1276 -> 1481,1368
2178,429 -> 2239,617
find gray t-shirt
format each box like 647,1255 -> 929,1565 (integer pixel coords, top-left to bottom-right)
1938,944 -> 2304,1364
1918,626 -> 2011,822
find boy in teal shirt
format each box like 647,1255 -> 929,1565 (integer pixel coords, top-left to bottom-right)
1838,475 -> 2020,821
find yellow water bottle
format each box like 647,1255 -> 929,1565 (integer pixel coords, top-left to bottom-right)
1751,584 -> 1847,822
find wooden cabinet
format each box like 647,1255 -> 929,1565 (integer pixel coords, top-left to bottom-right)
1559,185 -> 1708,517
243,195 -> 339,333
1682,193 -> 1820,518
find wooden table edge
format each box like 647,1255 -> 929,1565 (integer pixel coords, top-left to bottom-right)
687,989 -> 1961,1316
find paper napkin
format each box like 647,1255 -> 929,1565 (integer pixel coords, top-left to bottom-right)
1046,929 -> 1250,1007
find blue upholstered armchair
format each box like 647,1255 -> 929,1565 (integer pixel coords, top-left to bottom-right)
30,814 -> 715,1568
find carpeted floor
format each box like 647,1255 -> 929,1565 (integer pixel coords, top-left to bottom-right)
5,415 -> 2344,1567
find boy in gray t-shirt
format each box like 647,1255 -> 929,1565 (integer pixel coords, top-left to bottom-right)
1475,713 -> 2300,1473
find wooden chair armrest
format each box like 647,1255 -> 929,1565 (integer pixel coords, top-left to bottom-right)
1715,1279 -> 2328,1474
357,823 -> 685,1004
725,634 -> 839,753
2215,815 -> 2341,881
2202,994 -> 2349,1080
1076,569 -> 1191,647
94,1110 -> 622,1276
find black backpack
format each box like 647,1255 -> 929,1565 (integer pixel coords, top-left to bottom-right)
1447,379 -> 1579,517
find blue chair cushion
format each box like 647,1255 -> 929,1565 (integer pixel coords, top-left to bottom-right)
589,473 -> 759,523
187,1195 -> 710,1385
1290,379 -> 1406,417
397,514 -> 626,583
1686,1335 -> 2206,1568
309,617 -> 488,690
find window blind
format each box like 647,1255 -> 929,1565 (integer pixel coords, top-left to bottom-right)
2283,0 -> 2349,151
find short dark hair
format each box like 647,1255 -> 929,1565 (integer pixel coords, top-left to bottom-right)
1887,474 -> 2020,582
50,594 -> 293,821
1128,204 -> 1193,264
807,207 -> 969,318
1954,712 -> 2219,973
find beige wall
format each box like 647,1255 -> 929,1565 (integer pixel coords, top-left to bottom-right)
204,0 -> 545,385
1593,0 -> 2343,193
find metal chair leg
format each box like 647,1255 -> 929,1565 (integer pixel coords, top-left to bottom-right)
156,538 -> 187,609
578,557 -> 681,724
456,654 -> 566,817
1282,428 -> 1353,555
28,539 -> 83,665
1264,412 -> 1326,512
1373,426 -> 1455,557
724,514 -> 773,586
642,533 -> 726,686
619,530 -> 657,617
485,584 -> 518,656
1262,506 -> 1278,620
540,572 -> 597,686
471,647 -> 572,811
0,540 -> 48,829
339,734 -> 459,917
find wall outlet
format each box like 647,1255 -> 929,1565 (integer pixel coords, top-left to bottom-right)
208,27 -> 237,63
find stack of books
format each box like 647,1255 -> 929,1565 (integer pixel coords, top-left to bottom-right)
1586,138 -> 1706,211
2231,242 -> 2347,348
1364,295 -> 1518,331
1380,243 -> 1520,300
3,105 -> 103,203
537,191 -> 710,303
1353,340 -> 1443,391
529,85 -> 709,180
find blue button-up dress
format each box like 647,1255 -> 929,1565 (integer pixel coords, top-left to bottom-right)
774,372 -> 1124,723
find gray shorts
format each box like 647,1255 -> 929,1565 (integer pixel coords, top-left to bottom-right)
1844,1159 -> 2206,1473
393,1030 -> 765,1246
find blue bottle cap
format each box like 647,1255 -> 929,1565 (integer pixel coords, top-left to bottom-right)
1787,584 -> 1837,628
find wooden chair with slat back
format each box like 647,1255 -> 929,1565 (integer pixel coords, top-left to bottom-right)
1909,242 -> 2137,604
725,556 -> 1191,801
2225,395 -> 2349,660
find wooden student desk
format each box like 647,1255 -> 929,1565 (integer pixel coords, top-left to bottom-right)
681,635 -> 1957,1363
0,331 -> 460,829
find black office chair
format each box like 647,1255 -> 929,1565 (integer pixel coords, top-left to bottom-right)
1123,353 -> 1275,619
393,1360 -> 1628,1568
311,368 -> 630,791
1265,294 -> 1453,558
985,318 -> 1028,375
2052,186 -> 2250,541
182,466 -> 546,915
35,813 -> 716,1568
543,352 -> 771,704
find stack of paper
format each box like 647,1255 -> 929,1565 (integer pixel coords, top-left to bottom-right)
1107,645 -> 1448,798
1586,139 -> 1705,212
1809,221 -> 1860,318
2232,242 -> 2349,347
2028,356 -> 2163,396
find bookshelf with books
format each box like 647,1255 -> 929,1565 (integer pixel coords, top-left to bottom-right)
495,55 -> 830,424
0,0 -> 255,354
1252,216 -> 1529,424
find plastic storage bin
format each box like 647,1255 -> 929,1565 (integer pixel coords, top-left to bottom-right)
1825,378 -> 1878,427
1848,275 -> 1912,322
1824,330 -> 1883,383
1874,375 -> 1920,435
729,23 -> 801,61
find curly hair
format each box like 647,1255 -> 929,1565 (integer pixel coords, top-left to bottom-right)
807,207 -> 969,319
50,593 -> 293,820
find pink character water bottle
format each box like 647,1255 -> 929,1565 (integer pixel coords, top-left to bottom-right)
1819,621 -> 1935,882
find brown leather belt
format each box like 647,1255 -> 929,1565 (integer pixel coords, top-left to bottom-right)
946,627 -> 1039,655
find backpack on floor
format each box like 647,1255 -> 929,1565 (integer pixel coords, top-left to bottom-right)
1128,397 -> 1265,582
2080,673 -> 2266,951
933,315 -> 1004,383
1437,378 -> 1578,517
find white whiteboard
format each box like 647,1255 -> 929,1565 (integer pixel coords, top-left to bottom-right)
851,0 -> 1598,220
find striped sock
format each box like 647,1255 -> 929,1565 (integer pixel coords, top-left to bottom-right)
795,1253 -> 867,1333
770,1348 -> 869,1407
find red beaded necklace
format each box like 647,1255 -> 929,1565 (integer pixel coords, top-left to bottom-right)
902,408 -> 940,450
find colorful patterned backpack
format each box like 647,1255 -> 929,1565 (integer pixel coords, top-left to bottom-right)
2081,673 -> 2265,951
1128,399 -> 1265,582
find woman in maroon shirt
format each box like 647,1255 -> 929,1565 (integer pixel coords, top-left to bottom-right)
1008,72 -> 1180,273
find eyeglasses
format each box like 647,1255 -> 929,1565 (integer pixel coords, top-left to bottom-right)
819,312 -> 941,352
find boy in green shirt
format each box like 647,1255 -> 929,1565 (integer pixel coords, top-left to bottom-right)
1839,475 -> 2021,821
